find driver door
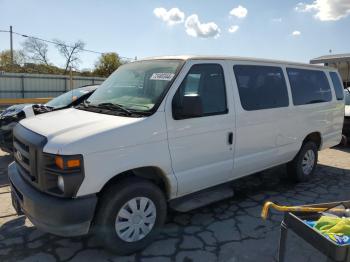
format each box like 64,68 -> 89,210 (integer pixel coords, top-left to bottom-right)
165,60 -> 235,197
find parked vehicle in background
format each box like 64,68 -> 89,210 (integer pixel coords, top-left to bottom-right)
8,56 -> 344,255
0,85 -> 98,153
342,88 -> 350,143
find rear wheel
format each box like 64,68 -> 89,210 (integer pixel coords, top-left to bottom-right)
287,141 -> 318,182
94,178 -> 167,255
340,135 -> 348,147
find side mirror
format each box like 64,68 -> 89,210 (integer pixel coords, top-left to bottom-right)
173,94 -> 203,120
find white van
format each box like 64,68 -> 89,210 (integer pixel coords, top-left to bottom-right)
8,56 -> 344,254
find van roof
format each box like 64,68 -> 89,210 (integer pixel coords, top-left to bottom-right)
140,55 -> 334,70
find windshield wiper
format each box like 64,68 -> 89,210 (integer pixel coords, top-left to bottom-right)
82,100 -> 91,107
96,102 -> 132,115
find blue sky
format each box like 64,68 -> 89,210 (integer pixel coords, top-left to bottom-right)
0,0 -> 349,70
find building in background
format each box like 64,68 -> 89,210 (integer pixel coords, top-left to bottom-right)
310,53 -> 350,88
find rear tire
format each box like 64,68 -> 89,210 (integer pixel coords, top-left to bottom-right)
340,135 -> 348,147
287,141 -> 318,182
94,177 -> 167,255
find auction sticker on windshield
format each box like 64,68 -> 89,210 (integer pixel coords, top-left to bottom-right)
150,73 -> 175,81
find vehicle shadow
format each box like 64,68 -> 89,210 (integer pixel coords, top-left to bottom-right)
332,144 -> 350,154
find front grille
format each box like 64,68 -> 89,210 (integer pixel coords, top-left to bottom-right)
13,135 -> 37,182
12,124 -> 47,187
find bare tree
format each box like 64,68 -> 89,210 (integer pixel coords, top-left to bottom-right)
22,37 -> 50,65
53,39 -> 85,74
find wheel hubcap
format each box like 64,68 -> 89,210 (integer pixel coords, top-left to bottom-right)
115,197 -> 156,242
302,149 -> 315,175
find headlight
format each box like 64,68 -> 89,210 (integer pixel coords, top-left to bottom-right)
43,154 -> 84,197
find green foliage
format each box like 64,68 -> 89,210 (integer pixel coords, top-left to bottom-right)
0,49 -> 26,66
93,52 -> 122,77
0,48 -> 97,76
0,47 -> 124,78
0,63 -> 64,74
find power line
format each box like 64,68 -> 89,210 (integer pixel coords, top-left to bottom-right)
0,29 -> 134,60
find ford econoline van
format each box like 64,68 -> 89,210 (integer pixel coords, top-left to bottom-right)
8,56 -> 345,254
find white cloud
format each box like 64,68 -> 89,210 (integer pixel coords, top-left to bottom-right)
185,14 -> 221,38
230,5 -> 248,18
153,7 -> 185,25
228,25 -> 239,33
292,30 -> 301,36
272,18 -> 283,22
295,0 -> 350,21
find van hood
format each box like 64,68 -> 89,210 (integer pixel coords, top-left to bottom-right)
20,108 -> 142,138
19,108 -> 150,154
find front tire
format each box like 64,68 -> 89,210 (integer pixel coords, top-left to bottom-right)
287,141 -> 318,182
94,178 -> 167,255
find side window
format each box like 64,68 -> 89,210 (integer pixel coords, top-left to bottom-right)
172,64 -> 227,119
234,65 -> 289,111
287,68 -> 332,105
330,72 -> 344,100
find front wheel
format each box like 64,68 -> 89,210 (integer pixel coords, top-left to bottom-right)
287,141 -> 318,182
94,178 -> 167,255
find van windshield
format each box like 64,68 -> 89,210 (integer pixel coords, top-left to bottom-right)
87,60 -> 182,112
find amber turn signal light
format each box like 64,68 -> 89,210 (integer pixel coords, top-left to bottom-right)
55,156 -> 64,169
55,156 -> 81,169
67,159 -> 81,168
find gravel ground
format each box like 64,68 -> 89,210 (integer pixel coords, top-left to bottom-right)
0,147 -> 350,261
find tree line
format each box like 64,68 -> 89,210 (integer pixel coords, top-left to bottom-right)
0,38 -> 124,77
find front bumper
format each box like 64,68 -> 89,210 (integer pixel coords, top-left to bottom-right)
8,162 -> 97,237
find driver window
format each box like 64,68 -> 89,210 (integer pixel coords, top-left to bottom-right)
172,63 -> 228,119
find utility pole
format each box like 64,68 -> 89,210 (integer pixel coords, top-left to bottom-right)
69,66 -> 73,90
10,25 -> 14,65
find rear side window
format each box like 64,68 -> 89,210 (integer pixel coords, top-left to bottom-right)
234,65 -> 289,111
330,72 -> 344,100
287,68 -> 332,105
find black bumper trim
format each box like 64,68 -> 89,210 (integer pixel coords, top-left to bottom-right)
8,162 -> 97,237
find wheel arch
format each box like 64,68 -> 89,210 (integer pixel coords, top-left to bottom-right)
302,131 -> 322,150
98,166 -> 172,200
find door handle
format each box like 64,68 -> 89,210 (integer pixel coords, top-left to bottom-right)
228,132 -> 233,145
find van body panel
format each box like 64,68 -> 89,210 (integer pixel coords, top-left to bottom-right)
229,61 -> 298,176
20,108 -> 143,148
19,108 -> 176,197
78,138 -> 177,197
75,111 -> 176,197
164,60 -> 235,197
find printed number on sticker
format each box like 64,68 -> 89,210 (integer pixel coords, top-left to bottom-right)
150,73 -> 175,81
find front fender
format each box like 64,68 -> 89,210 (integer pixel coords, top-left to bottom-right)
76,140 -> 177,199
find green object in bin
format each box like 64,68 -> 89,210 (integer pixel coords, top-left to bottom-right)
315,216 -> 350,235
